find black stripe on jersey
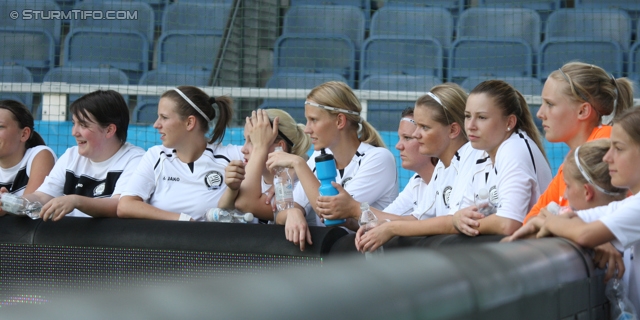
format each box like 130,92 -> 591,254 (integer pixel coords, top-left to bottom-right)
518,132 -> 537,173
312,167 -> 316,173
485,172 -> 490,183
454,151 -> 460,161
63,171 -> 122,198
356,151 -> 364,157
434,174 -> 438,181
6,166 -> 29,193
476,156 -> 490,164
414,175 -> 421,179
214,154 -> 231,163
187,162 -> 194,173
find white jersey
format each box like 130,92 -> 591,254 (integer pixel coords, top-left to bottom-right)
294,143 -> 398,227
121,143 -> 243,221
412,143 -> 479,220
0,145 -> 57,196
383,173 -> 427,216
576,193 -> 640,314
456,130 -> 552,222
447,142 -> 485,214
37,142 -> 144,218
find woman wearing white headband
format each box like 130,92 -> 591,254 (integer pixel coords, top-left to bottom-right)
118,86 -> 242,221
265,81 -> 398,250
357,83 -> 483,253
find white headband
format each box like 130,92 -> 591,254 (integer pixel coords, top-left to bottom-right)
401,117 -> 416,125
173,88 -> 211,122
574,146 -> 621,196
426,92 -> 447,110
305,101 -> 362,123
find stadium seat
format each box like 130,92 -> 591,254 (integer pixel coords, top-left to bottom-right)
456,8 -> 542,52
133,68 -> 211,123
575,0 -> 640,22
448,38 -> 533,83
0,29 -> 55,82
273,34 -> 356,87
162,2 -> 230,34
64,28 -> 149,84
545,9 -> 632,51
282,5 -> 365,50
359,36 -> 444,83
369,7 -> 454,51
537,39 -> 624,79
0,0 -> 62,45
360,75 -> 442,131
477,0 -> 561,26
0,65 -> 34,108
71,1 -> 155,49
629,40 -> 640,83
41,67 -> 130,120
289,1 -> 371,29
384,0 -> 465,19
156,31 -> 222,72
258,73 -> 349,123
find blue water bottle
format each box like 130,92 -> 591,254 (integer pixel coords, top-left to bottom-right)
315,149 -> 346,226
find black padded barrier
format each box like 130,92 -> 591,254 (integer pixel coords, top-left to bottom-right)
0,215 -> 608,319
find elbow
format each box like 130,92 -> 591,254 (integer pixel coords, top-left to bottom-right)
574,233 -> 599,248
500,219 -> 522,236
116,198 -> 133,218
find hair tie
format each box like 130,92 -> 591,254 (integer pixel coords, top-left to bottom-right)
209,96 -> 217,105
173,88 -> 211,122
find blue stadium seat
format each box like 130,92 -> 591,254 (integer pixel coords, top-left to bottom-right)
457,8 -> 542,52
545,9 -> 632,51
289,1 -> 371,29
162,3 -> 230,34
575,0 -> 640,22
0,0 -> 62,45
0,66 -> 34,108
274,34 -> 356,87
0,29 -> 55,82
133,68 -> 211,123
42,67 -> 130,120
71,1 -> 155,49
360,75 -> 442,131
360,36 -> 444,83
448,38 -> 533,83
283,5 -> 365,50
477,0 -> 560,25
258,73 -> 349,124
156,31 -> 222,72
629,39 -> 640,84
537,39 -> 624,79
64,28 -> 149,84
370,7 -> 454,50
384,0 -> 465,19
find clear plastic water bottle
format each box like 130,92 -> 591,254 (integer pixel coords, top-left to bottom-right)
605,278 -> 638,320
0,193 -> 41,219
475,188 -> 496,216
359,202 -> 383,259
205,208 -> 253,223
273,146 -> 294,216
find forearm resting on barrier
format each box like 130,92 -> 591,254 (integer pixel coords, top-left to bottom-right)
117,195 -> 187,221
476,214 -> 522,236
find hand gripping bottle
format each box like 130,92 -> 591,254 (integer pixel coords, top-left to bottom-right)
545,201 -> 572,215
359,202 -> 384,259
0,193 -> 41,219
605,277 -> 638,320
315,149 -> 346,226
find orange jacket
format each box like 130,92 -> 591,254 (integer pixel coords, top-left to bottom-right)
523,126 -> 612,224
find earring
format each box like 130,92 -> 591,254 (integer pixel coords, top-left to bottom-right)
507,127 -> 511,131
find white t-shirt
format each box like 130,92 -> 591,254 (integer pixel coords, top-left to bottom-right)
383,173 -> 427,216
413,143 -> 480,220
293,143 -> 399,226
37,142 -> 144,218
576,193 -> 640,314
121,143 -> 243,221
455,130 -> 552,223
0,145 -> 57,196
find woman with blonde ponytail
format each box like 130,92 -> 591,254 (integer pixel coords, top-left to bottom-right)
218,109 -> 311,222
266,81 -> 398,250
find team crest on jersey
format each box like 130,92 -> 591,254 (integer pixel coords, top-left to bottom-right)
443,186 -> 452,208
204,171 -> 223,190
93,182 -> 105,196
341,177 -> 353,188
489,185 -> 499,204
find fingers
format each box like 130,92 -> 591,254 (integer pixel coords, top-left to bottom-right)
616,259 -> 625,279
298,228 -> 306,251
458,219 -> 479,236
604,258 -> 617,282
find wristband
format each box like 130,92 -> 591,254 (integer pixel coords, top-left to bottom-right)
178,213 -> 191,221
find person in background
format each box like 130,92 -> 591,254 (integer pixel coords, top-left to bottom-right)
218,109 -> 311,222
118,86 -> 242,221
0,100 -> 56,201
17,90 -> 144,220
266,81 -> 398,250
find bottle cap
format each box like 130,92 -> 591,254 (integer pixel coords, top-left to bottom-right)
315,148 -> 334,162
360,202 -> 370,211
546,201 -> 560,215
477,188 -> 489,200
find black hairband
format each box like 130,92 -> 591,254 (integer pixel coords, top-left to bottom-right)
269,118 -> 294,148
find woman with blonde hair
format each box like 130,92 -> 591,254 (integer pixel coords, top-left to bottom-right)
218,108 -> 311,222
266,81 -> 398,250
